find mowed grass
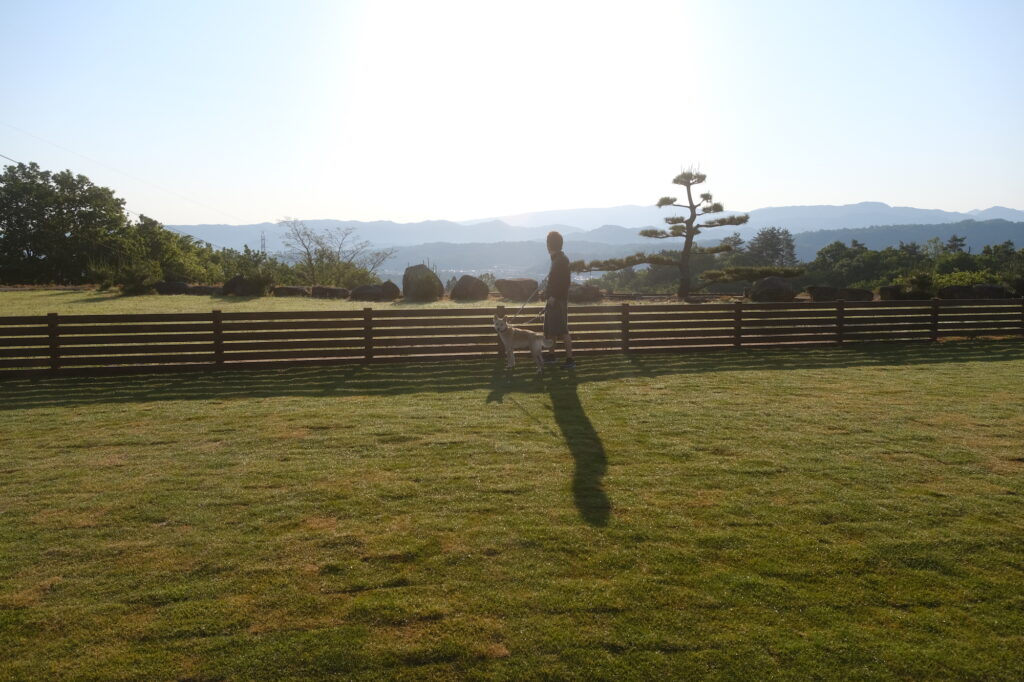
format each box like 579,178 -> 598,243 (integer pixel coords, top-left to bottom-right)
1,342 -> 1023,680
0,289 -> 562,317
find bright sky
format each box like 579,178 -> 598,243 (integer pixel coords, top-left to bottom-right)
2,0 -> 1022,225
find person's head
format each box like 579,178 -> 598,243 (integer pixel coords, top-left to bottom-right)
546,231 -> 563,254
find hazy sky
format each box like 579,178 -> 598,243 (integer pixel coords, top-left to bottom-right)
2,0 -> 1022,224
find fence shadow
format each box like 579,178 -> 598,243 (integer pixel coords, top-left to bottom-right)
2,340 -> 1023,411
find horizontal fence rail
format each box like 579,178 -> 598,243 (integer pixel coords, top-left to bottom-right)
0,299 -> 1021,378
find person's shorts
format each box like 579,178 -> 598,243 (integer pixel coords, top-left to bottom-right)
543,298 -> 569,338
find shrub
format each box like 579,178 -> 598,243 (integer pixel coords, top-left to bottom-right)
117,260 -> 163,296
933,269 -> 998,290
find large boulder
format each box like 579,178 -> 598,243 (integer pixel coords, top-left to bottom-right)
749,276 -> 796,303
350,284 -> 383,301
838,287 -> 874,302
496,278 -> 539,301
154,281 -> 190,295
273,285 -> 309,297
223,275 -> 266,297
877,285 -> 902,301
402,264 -> 444,302
568,283 -> 602,303
187,285 -> 223,295
972,284 -> 1010,299
806,285 -> 839,302
937,285 -> 975,300
380,281 -> 401,301
311,285 -> 349,299
450,275 -> 490,301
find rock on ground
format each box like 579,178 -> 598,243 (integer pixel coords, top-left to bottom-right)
749,276 -> 796,303
496,278 -> 539,301
450,275 -> 490,301
403,265 -> 444,302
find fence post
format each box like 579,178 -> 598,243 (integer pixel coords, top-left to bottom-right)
496,304 -> 505,358
733,301 -> 743,347
363,307 -> 373,362
621,303 -> 630,352
212,309 -> 224,366
930,298 -> 940,342
47,312 -> 60,372
836,300 -> 845,345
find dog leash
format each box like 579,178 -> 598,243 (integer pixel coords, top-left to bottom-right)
507,285 -> 545,325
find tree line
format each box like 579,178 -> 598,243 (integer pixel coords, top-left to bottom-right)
586,228 -> 1024,296
0,162 -> 392,293
4,161 -> 1021,298
576,169 -> 1023,297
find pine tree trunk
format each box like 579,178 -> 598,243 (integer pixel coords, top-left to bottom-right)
677,261 -> 689,298
677,232 -> 695,299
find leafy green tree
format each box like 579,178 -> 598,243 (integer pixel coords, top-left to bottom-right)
800,240 -> 879,288
0,162 -> 135,284
945,234 -> 967,253
924,237 -> 945,259
935,250 -> 978,275
0,161 -> 238,291
975,241 -> 1018,273
574,168 -> 750,297
219,246 -> 284,294
933,269 -> 998,288
713,232 -> 746,267
744,227 -> 798,267
796,236 -> 1023,295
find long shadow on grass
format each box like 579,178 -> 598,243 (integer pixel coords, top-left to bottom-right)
551,372 -> 610,526
486,367 -> 610,526
3,340 -> 1023,410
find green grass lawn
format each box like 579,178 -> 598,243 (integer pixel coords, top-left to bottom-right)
2,342 -> 1023,679
0,289 -> 618,317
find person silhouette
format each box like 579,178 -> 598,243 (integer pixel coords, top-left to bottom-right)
543,231 -> 575,369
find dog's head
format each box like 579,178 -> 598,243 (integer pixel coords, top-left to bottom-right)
493,316 -> 508,333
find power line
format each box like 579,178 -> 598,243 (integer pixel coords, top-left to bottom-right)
1,150 -> 151,220
1,120 -> 248,223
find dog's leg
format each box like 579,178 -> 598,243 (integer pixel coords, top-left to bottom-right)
506,347 -> 515,369
531,341 -> 544,373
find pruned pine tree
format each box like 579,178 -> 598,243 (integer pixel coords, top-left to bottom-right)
699,266 -> 804,285
572,169 -> 750,298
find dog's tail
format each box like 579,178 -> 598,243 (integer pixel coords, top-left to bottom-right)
542,336 -> 554,349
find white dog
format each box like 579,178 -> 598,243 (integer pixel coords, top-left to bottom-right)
493,316 -> 553,373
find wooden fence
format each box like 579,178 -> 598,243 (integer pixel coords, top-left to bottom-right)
1,299 -> 1021,378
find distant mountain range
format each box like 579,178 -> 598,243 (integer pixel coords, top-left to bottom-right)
167,219 -> 579,253
169,201 -> 1024,252
166,202 -> 1024,280
462,202 -> 1024,239
383,240 -> 657,280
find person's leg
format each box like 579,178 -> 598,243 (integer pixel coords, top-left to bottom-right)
560,333 -> 575,368
543,299 -> 558,363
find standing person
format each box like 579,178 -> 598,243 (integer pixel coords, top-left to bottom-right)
543,231 -> 575,369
